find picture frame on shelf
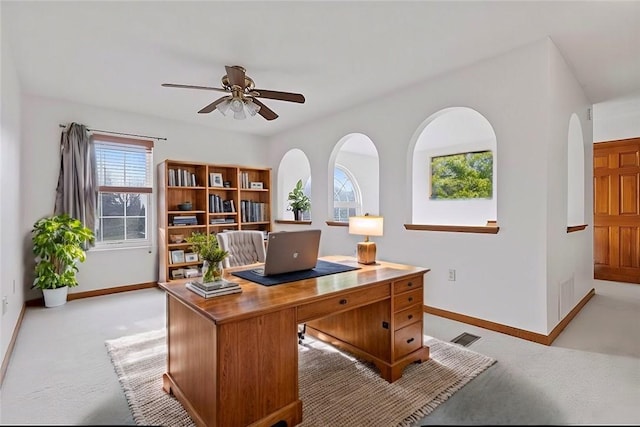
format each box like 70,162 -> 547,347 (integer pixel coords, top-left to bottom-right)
171,249 -> 185,264
185,252 -> 198,263
250,181 -> 264,189
211,173 -> 224,187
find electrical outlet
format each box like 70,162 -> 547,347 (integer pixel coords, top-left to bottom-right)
2,296 -> 8,315
448,269 -> 456,281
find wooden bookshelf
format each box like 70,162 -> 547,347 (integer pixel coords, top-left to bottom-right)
158,160 -> 271,282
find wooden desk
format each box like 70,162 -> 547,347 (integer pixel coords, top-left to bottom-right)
158,256 -> 430,427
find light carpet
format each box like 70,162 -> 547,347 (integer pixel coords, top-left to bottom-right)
106,329 -> 496,427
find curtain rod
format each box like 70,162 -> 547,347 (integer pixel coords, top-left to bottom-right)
58,124 -> 167,141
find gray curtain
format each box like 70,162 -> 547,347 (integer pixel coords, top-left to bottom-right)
54,122 -> 97,246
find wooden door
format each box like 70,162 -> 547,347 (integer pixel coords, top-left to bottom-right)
593,138 -> 640,284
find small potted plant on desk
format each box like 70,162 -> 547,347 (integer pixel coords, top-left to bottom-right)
185,232 -> 229,283
287,179 -> 311,221
31,213 -> 95,307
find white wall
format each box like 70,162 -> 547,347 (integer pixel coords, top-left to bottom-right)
270,39 -> 558,334
546,39 -> 594,330
0,25 -> 24,368
20,95 -> 268,300
593,93 -> 640,142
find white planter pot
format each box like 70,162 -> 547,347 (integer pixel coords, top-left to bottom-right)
43,286 -> 69,308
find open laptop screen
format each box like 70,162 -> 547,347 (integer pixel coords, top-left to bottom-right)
253,229 -> 321,276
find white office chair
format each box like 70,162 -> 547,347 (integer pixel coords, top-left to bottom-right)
216,230 -> 266,268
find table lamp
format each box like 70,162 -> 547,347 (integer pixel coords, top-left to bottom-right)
348,214 -> 384,265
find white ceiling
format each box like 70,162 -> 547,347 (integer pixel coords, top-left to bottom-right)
2,1 -> 640,137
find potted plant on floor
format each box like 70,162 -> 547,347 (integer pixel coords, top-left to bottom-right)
185,232 -> 229,283
31,213 -> 95,307
287,179 -> 311,221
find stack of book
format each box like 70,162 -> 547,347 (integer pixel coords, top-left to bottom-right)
173,215 -> 198,226
186,279 -> 242,298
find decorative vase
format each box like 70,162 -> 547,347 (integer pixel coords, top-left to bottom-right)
43,286 -> 69,308
293,209 -> 303,221
202,260 -> 224,283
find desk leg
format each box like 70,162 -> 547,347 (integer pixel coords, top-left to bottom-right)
165,295 -> 302,427
383,346 -> 430,383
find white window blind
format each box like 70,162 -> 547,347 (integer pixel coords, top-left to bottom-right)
92,134 -> 154,247
94,135 -> 153,193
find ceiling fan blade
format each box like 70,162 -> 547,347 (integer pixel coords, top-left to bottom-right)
225,65 -> 246,89
251,98 -> 279,121
198,96 -> 229,114
253,89 -> 305,103
162,83 -> 228,92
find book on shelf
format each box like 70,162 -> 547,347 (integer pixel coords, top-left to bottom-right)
169,168 -> 197,187
240,200 -> 266,223
173,215 -> 198,226
186,282 -> 242,298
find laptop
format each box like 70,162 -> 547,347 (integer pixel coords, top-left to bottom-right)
252,229 -> 321,276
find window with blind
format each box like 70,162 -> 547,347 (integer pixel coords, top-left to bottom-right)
93,134 -> 154,247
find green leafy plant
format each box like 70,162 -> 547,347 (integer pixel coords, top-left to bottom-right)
185,232 -> 229,282
185,232 -> 228,263
287,179 -> 311,212
31,214 -> 95,290
430,151 -> 493,199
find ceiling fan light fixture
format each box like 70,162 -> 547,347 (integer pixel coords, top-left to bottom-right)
245,99 -> 260,116
233,106 -> 247,120
216,99 -> 231,116
230,98 -> 244,113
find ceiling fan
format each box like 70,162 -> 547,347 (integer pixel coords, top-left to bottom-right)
162,65 -> 305,121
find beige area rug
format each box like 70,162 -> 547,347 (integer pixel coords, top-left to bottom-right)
106,329 -> 496,427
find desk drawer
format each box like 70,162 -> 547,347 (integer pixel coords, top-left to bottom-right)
393,276 -> 423,294
393,288 -> 422,312
394,304 -> 423,330
394,321 -> 422,359
297,283 -> 390,323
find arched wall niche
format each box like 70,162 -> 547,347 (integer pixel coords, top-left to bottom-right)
567,113 -> 585,226
408,107 -> 498,226
277,148 -> 311,220
327,133 -> 379,220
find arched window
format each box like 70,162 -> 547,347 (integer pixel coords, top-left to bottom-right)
333,165 -> 361,221
410,107 -> 497,226
329,133 -> 379,222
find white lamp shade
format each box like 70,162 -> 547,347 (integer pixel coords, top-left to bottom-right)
348,215 -> 383,237
216,98 -> 260,119
216,99 -> 231,115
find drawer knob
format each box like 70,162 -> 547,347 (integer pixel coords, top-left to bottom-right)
407,282 -> 413,287
406,337 -> 415,344
339,299 -> 348,305
408,314 -> 413,320
408,297 -> 413,302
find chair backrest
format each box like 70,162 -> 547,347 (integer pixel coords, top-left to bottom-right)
216,231 -> 266,268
